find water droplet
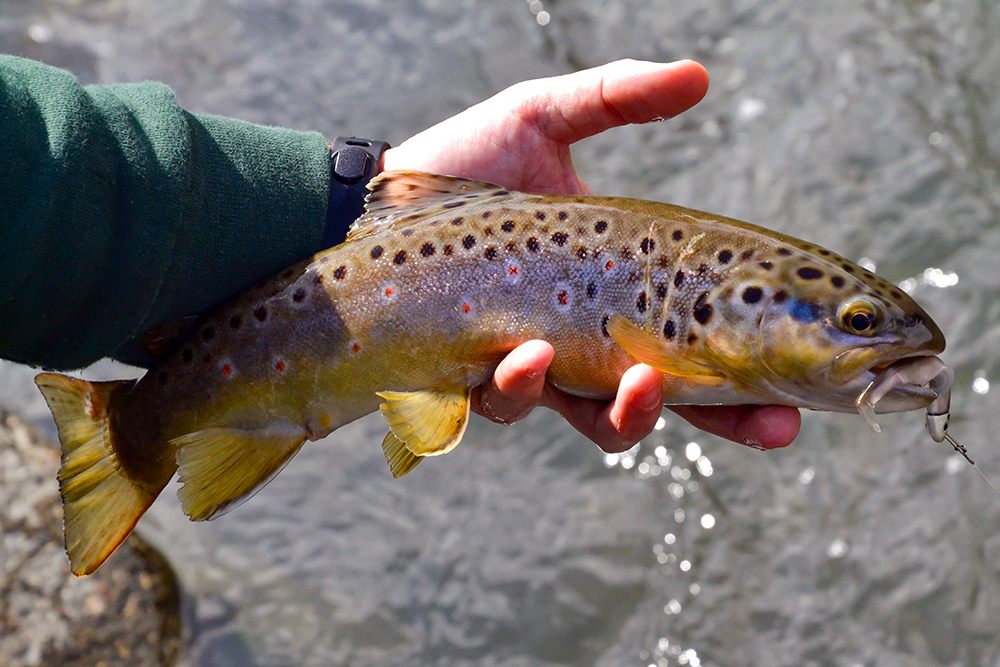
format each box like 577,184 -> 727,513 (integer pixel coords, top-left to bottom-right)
654,416 -> 666,430
928,131 -> 943,145
827,538 -> 849,559
700,513 -> 716,529
695,456 -> 713,476
674,509 -> 685,523
799,467 -> 815,485
679,559 -> 691,572
973,372 -> 990,395
664,599 -> 682,614
858,257 -> 876,272
685,442 -> 701,461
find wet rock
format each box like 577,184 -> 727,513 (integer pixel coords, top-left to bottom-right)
0,407 -> 182,667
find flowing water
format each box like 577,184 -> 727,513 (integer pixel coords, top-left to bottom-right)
2,0 -> 1000,665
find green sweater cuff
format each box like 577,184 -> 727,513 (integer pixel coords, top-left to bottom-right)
0,56 -> 331,370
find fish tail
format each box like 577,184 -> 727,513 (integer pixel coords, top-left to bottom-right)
35,373 -> 161,576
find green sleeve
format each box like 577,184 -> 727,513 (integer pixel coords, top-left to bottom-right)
0,56 -> 332,370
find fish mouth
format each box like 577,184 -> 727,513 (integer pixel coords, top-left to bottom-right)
854,355 -> 952,431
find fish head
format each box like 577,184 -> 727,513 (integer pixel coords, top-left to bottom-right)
705,245 -> 945,412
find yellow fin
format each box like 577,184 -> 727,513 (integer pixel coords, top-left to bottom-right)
381,431 -> 423,478
376,387 -> 471,457
173,425 -> 306,522
35,373 -> 160,576
347,171 -> 509,241
607,315 -> 727,384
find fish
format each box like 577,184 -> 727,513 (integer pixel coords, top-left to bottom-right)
34,170 -> 961,575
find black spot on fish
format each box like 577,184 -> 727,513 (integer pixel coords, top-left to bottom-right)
370,246 -> 383,259
313,275 -> 324,286
484,227 -> 494,237
674,270 -> 685,288
636,292 -> 648,314
394,250 -> 407,265
527,237 -> 540,252
891,289 -> 903,300
536,211 -> 546,221
842,264 -> 856,273
620,246 -> 633,260
773,290 -> 788,304
402,229 -> 414,237
664,320 -> 676,340
687,333 -> 698,344
797,267 -> 823,280
444,244 -> 454,256
558,211 -> 568,221
492,190 -> 510,197
595,220 -> 608,234
451,217 -> 464,226
501,220 -> 516,233
506,242 -> 518,252
444,201 -> 465,209
587,283 -> 598,299
551,232 -> 569,246
482,211 -> 492,220
641,238 -> 655,254
601,315 -> 611,337
759,261 -> 773,271
292,288 -> 307,303
777,247 -> 793,256
673,230 -> 683,241
693,293 -> 713,325
463,235 -> 476,250
182,348 -> 193,363
818,249 -> 831,256
202,327 -> 215,341
420,242 -> 436,257
742,286 -> 763,304
741,249 -> 755,261
698,264 -> 709,275
576,246 -> 588,260
718,250 -> 733,264
334,265 -> 347,280
831,276 -> 845,288
254,305 -> 268,322
229,314 -> 242,329
484,247 -> 498,261
657,283 -> 668,299
659,256 -> 671,270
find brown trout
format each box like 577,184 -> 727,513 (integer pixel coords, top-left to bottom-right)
36,171 -> 960,575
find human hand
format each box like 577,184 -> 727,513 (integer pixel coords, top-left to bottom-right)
384,59 -> 801,453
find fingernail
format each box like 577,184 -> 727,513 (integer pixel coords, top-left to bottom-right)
639,384 -> 662,412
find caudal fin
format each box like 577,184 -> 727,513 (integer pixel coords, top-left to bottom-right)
35,373 -> 160,576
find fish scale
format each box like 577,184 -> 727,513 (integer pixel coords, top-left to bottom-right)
34,170 -> 958,575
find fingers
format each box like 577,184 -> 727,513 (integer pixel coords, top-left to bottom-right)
512,59 -> 710,146
668,405 -> 801,450
471,340 -> 554,424
541,363 -> 665,453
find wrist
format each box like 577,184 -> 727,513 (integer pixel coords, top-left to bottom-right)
323,136 -> 391,247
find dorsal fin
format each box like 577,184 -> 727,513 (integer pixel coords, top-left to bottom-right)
346,171 -> 510,241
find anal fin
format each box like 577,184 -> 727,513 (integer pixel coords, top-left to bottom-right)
172,425 -> 307,521
377,387 -> 472,458
607,315 -> 727,385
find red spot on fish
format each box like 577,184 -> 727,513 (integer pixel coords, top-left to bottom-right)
385,286 -> 395,296
558,291 -> 569,305
605,260 -> 615,271
352,342 -> 362,354
275,360 -> 286,372
462,303 -> 471,314
222,364 -> 232,376
509,265 -> 519,276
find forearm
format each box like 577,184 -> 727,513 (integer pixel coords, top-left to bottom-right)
0,56 -> 332,370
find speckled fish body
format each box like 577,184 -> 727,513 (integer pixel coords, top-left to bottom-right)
35,171 -> 951,575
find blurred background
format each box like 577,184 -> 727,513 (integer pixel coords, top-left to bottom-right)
2,0 -> 999,665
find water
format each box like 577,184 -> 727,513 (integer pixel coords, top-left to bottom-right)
3,0 -> 1000,664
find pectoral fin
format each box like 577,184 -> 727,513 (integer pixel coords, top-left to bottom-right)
173,425 -> 307,521
607,315 -> 726,385
381,432 -> 423,478
377,387 -> 472,457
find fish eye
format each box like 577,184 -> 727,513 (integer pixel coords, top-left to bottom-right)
837,297 -> 884,336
